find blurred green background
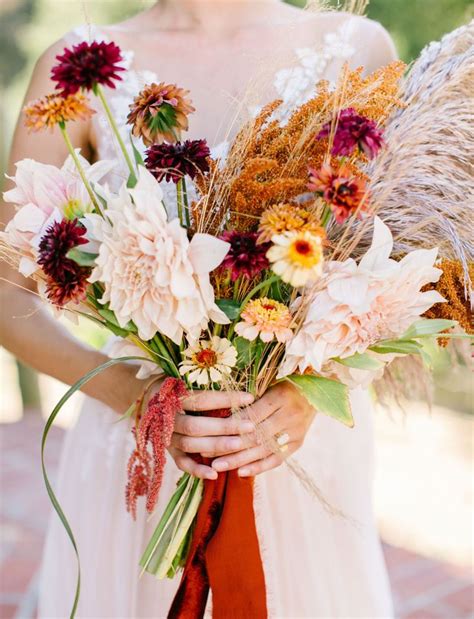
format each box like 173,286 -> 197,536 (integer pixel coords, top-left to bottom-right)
0,0 -> 472,415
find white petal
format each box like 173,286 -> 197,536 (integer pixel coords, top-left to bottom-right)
359,216 -> 394,271
188,233 -> 230,274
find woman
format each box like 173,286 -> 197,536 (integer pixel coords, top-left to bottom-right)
1,1 -> 398,616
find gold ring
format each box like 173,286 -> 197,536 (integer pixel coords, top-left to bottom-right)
274,431 -> 290,453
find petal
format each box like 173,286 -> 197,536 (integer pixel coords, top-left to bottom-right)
359,216 -> 394,271
188,233 -> 230,274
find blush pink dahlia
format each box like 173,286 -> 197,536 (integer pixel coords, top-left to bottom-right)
145,139 -> 210,183
278,217 -> 445,378
86,167 -> 229,343
2,155 -> 112,276
220,231 -> 270,282
51,41 -> 125,95
317,108 -> 384,159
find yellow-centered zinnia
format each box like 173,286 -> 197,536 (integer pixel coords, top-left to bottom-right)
267,230 -> 324,287
235,297 -> 293,343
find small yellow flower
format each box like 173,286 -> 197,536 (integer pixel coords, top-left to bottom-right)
258,202 -> 325,244
23,92 -> 94,132
267,230 -> 324,287
235,297 -> 293,343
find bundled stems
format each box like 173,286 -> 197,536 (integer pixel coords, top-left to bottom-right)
93,84 -> 137,184
58,121 -> 104,217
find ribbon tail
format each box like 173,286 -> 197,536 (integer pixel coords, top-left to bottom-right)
167,469 -> 227,619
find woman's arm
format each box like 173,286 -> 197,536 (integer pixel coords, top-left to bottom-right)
0,39 -> 144,413
0,38 -> 255,480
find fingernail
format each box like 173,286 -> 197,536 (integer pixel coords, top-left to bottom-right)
241,421 -> 255,433
228,437 -> 243,450
238,467 -> 250,477
213,460 -> 229,472
206,470 -> 218,480
242,393 -> 255,404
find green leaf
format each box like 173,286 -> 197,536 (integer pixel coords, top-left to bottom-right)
233,336 -> 264,370
419,337 -> 440,369
216,298 -> 241,320
370,339 -> 422,355
402,319 -> 457,339
41,355 -> 156,618
127,171 -> 138,188
285,374 -> 353,427
66,248 -> 98,267
130,135 -> 144,167
97,308 -> 137,334
334,352 -> 385,371
90,181 -> 108,212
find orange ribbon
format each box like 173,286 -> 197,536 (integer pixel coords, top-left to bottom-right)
168,409 -> 267,619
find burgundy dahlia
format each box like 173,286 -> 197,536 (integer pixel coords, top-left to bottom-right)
51,41 -> 125,96
38,219 -> 90,306
145,139 -> 210,183
317,108 -> 384,159
220,231 -> 270,282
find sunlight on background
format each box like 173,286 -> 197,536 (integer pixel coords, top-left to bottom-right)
1,0 -> 472,577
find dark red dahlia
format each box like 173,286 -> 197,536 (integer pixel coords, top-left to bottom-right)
220,231 -> 270,282
317,108 -> 384,159
145,139 -> 210,183
51,41 -> 125,96
38,219 -> 90,306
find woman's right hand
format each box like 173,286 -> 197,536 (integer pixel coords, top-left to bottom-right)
169,390 -> 255,480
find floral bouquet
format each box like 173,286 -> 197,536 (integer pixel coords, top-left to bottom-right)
2,33 -> 472,618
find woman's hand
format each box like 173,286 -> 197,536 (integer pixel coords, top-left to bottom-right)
210,382 -> 316,477
168,390 -> 255,480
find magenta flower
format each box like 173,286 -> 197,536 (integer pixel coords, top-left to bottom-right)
51,41 -> 125,96
317,108 -> 384,159
145,139 -> 210,183
220,231 -> 270,281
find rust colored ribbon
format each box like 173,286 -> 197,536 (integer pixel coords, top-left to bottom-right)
168,409 -> 267,619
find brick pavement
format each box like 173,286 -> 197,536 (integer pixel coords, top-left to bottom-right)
0,416 -> 472,619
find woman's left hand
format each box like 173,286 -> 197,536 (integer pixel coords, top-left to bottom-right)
209,381 -> 316,477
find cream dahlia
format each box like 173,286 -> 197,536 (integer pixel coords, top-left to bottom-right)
179,336 -> 237,386
278,217 -> 445,378
86,167 -> 229,343
235,298 -> 293,343
2,155 -> 113,276
267,230 -> 324,287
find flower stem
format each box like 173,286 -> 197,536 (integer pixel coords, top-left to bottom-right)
176,179 -> 184,227
152,334 -> 180,378
58,122 -> 104,217
94,84 -> 137,184
320,205 -> 332,228
240,275 -> 280,312
181,177 -> 191,228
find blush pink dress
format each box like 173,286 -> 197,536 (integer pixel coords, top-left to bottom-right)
39,15 -> 394,619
